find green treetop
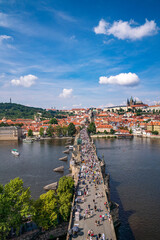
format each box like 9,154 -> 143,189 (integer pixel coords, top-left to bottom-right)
110,128 -> 115,134
61,126 -> 68,136
57,176 -> 74,221
46,125 -> 54,137
49,118 -> 58,124
55,125 -> 62,137
68,123 -> 76,136
87,122 -> 96,134
39,127 -> 44,137
28,129 -> 33,137
33,190 -> 58,230
0,178 -> 33,239
58,192 -> 72,221
57,176 -> 74,195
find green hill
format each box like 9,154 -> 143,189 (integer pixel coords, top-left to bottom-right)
0,103 -> 49,119
0,103 -> 71,120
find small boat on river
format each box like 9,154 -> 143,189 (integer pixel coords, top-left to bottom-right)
23,138 -> 33,143
11,149 -> 20,156
69,145 -> 73,150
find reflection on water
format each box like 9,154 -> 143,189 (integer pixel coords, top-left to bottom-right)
0,139 -> 71,199
95,137 -> 160,240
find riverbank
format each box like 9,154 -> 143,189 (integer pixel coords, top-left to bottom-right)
92,133 -> 160,139
91,134 -> 133,139
24,136 -> 74,141
39,136 -> 74,140
91,134 -> 117,138
135,134 -> 160,139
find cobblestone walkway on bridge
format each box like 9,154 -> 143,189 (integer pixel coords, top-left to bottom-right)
69,129 -> 116,240
71,177 -> 116,240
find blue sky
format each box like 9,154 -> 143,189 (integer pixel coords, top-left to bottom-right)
0,0 -> 160,109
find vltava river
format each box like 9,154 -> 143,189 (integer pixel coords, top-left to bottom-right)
95,137 -> 160,240
0,139 -> 71,198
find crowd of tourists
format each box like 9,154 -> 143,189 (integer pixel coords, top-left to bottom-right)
71,128 -> 114,240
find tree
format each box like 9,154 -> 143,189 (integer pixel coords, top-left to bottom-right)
87,122 -> 96,134
0,178 -> 33,239
119,126 -> 128,130
28,129 -> 33,137
119,108 -> 124,112
55,125 -> 62,137
58,192 -> 72,221
110,128 -> 115,134
57,176 -> 74,195
57,176 -> 74,221
49,118 -> 58,124
39,127 -> 44,137
33,190 -> 58,230
129,129 -> 133,134
152,130 -> 159,135
61,126 -> 68,136
68,123 -> 76,136
46,125 -> 54,137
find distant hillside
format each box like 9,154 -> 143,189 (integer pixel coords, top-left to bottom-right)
0,103 -> 71,120
0,103 -> 49,119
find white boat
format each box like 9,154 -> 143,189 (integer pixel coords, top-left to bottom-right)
69,145 -> 73,150
23,139 -> 33,143
11,149 -> 20,156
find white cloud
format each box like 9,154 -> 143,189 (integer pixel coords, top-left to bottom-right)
11,74 -> 37,87
103,39 -> 114,44
0,35 -> 12,45
99,72 -> 139,86
94,19 -> 158,40
0,35 -> 12,41
72,103 -> 82,107
94,19 -> 108,34
59,88 -> 73,98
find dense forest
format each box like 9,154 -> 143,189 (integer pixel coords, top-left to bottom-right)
0,103 -> 73,119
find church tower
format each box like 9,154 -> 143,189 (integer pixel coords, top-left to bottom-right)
130,96 -> 133,106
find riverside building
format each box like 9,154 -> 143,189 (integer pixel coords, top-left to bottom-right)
0,126 -> 22,140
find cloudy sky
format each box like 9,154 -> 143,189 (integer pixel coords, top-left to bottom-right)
0,0 -> 160,109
